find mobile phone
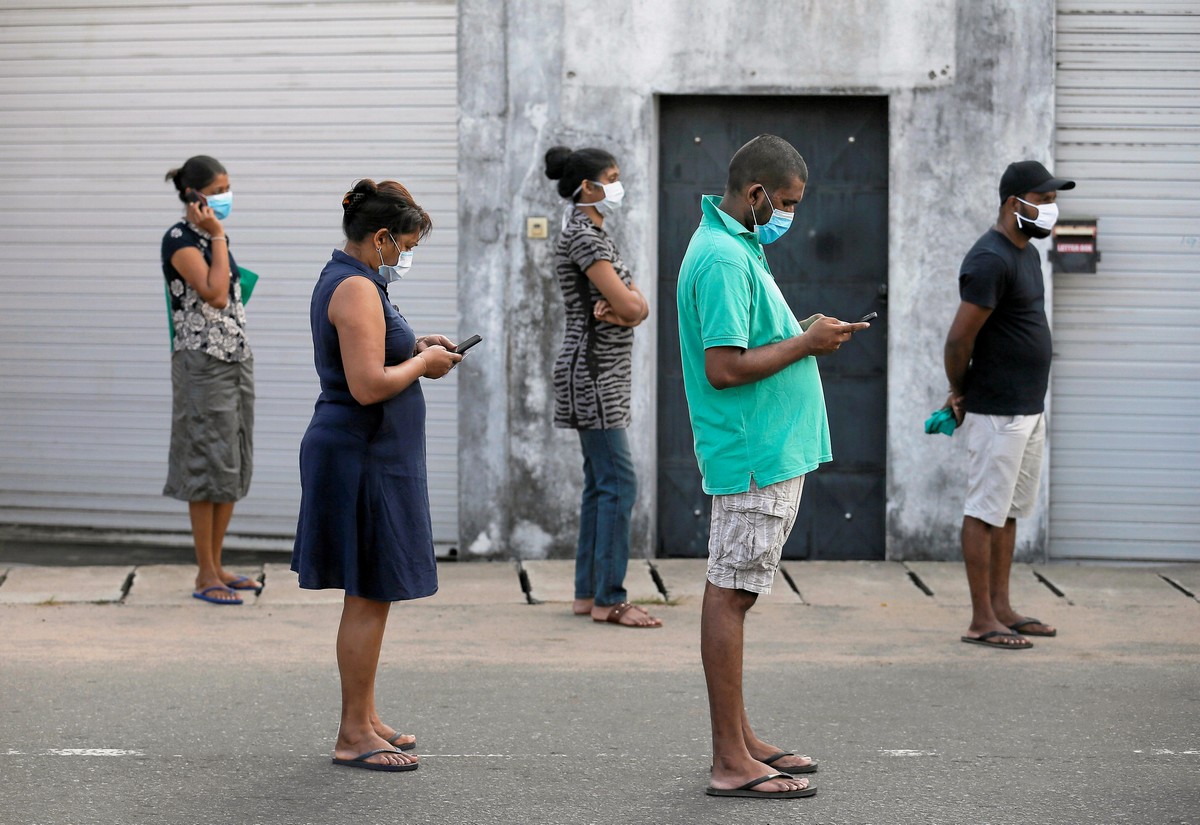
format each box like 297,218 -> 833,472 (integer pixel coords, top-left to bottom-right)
455,334 -> 483,354
184,188 -> 207,206
856,312 -> 878,323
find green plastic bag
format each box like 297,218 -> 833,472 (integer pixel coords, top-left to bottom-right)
924,406 -> 957,436
165,267 -> 258,348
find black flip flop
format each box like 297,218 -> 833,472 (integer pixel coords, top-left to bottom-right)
706,773 -> 816,799
387,732 -> 417,752
331,748 -> 418,772
1008,617 -> 1056,637
961,630 -> 1033,650
763,751 -> 819,774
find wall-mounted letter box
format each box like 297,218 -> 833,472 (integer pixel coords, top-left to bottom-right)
1050,217 -> 1100,274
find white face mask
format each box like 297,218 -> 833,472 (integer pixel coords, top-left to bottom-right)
377,234 -> 413,283
574,180 -> 625,215
1014,197 -> 1059,232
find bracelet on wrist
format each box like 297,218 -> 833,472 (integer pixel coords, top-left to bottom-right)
416,354 -> 428,376
210,236 -> 227,242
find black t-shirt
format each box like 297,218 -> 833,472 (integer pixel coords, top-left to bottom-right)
958,229 -> 1052,415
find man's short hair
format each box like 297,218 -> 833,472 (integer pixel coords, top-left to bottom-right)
727,135 -> 809,193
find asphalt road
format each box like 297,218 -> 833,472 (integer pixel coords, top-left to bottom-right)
2,560 -> 1198,825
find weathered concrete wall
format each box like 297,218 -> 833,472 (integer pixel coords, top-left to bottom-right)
458,0 -> 1056,562
887,2 -> 1057,562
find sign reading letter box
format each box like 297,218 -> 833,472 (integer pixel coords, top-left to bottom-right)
1050,217 -> 1100,274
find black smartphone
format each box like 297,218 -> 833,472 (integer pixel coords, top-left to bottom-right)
857,312 -> 878,323
455,334 -> 483,354
184,188 -> 207,206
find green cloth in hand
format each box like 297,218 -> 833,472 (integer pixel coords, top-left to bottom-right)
924,406 -> 957,436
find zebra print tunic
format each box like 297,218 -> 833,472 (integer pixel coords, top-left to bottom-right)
552,209 -> 634,430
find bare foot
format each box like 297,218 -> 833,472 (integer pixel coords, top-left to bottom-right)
710,757 -> 810,794
963,621 -> 1032,648
334,731 -> 418,768
375,724 -> 416,751
572,598 -> 594,616
193,576 -> 241,603
218,570 -> 261,592
748,746 -> 816,773
592,602 -> 663,628
996,611 -> 1056,636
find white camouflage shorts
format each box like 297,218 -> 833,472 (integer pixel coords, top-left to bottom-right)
707,475 -> 805,594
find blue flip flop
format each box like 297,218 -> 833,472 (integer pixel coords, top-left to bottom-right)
225,575 -> 262,593
192,585 -> 243,605
332,748 -> 418,772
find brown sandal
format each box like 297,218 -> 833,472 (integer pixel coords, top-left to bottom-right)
594,601 -> 663,628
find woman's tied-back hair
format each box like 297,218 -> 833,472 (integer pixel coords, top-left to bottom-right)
341,179 -> 433,242
544,145 -> 617,201
165,155 -> 226,202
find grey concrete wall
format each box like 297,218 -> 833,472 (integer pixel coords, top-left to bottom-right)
887,1 -> 1057,562
458,0 -> 1057,562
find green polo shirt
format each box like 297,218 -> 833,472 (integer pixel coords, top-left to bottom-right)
676,195 -> 831,495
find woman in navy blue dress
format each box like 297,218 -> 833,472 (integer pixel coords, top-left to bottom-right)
292,179 -> 461,772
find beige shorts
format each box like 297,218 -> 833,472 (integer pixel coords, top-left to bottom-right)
707,475 -> 805,594
964,412 -> 1045,528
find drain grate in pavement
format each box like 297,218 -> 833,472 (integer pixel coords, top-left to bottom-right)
777,565 -> 806,603
647,563 -> 669,600
517,564 -> 538,605
905,568 -> 934,597
1033,569 -> 1072,604
1160,575 -> 1196,601
119,569 -> 135,602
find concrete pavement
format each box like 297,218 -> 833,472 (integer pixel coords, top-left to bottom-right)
2,558 -> 1198,825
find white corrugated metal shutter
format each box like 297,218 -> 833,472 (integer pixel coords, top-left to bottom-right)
0,0 -> 461,548
1051,1 -> 1200,560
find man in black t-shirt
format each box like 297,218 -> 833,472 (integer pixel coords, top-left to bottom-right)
943,160 -> 1075,650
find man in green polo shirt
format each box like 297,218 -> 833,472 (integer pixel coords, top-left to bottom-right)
677,134 -> 869,800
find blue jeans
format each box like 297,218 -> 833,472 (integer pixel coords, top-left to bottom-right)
575,428 -> 637,607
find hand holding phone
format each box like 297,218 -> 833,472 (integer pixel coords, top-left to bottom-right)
454,334 -> 483,354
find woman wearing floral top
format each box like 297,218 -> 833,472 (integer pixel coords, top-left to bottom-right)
161,155 -> 256,605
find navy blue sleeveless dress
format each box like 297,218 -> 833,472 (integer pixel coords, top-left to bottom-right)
291,249 -> 438,602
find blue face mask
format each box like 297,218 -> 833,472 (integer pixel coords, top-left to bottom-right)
377,233 -> 414,284
752,186 -> 793,244
205,191 -> 233,220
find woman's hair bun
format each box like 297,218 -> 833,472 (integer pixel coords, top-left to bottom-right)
342,178 -> 378,213
544,146 -> 573,181
164,155 -> 226,201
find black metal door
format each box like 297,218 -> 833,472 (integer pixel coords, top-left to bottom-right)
656,95 -> 888,560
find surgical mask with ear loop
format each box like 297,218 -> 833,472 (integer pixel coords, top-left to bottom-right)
377,233 -> 413,283
752,186 -> 793,244
1013,197 -> 1059,236
205,191 -> 233,220
574,180 -> 625,215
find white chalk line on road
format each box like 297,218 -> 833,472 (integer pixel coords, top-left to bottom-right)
4,748 -> 1195,759
880,748 -> 1199,758
4,749 -> 146,757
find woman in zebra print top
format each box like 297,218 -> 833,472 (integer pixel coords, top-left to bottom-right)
544,145 -> 661,629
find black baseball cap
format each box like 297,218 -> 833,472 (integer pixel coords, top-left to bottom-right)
999,160 -> 1075,203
